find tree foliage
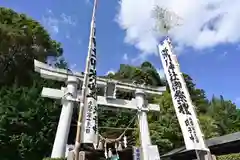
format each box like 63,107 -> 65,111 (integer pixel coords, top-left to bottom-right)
217,153 -> 240,160
0,7 -> 240,160
207,96 -> 239,135
103,62 -> 240,154
0,7 -> 65,160
0,7 -> 63,87
150,92 -> 183,153
0,80 -> 62,160
112,63 -> 163,86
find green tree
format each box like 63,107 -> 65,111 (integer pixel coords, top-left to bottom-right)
98,62 -> 164,148
0,7 -> 66,160
182,74 -> 209,114
0,7 -> 63,87
150,92 -> 183,154
101,61 -> 227,154
1,7 -> 240,159
198,115 -> 220,138
207,96 -> 239,135
0,79 -> 64,160
113,62 -> 164,86
148,87 -> 221,154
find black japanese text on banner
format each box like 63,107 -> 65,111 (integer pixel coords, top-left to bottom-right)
158,38 -> 209,151
81,21 -> 98,144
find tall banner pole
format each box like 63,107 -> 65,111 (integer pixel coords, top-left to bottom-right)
158,38 -> 212,159
153,6 -> 213,160
74,0 -> 98,159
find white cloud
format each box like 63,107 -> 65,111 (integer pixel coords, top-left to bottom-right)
105,70 -> 115,75
116,0 -> 240,57
157,68 -> 166,80
235,97 -> 240,106
85,0 -> 92,5
77,39 -> 82,45
123,53 -> 128,61
130,54 -> 146,64
236,97 -> 240,102
65,32 -> 70,39
70,63 -> 77,70
222,51 -> 228,57
236,44 -> 240,50
42,10 -> 59,34
47,9 -> 52,14
42,9 -> 77,36
60,13 -> 77,26
218,51 -> 228,60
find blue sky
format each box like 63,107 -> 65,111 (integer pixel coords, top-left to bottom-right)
1,0 -> 240,106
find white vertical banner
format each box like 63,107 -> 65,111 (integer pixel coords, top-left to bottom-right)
158,37 -> 209,151
81,1 -> 98,144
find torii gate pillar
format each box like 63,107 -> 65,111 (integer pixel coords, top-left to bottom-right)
135,89 -> 161,160
51,76 -> 78,158
136,89 -> 151,147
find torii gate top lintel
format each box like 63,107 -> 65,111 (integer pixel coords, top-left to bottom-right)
34,59 -> 166,96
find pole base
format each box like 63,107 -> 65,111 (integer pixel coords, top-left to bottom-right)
67,151 -> 86,160
67,151 -> 75,160
196,150 -> 214,160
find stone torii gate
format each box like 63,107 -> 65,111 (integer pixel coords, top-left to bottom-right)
34,59 -> 166,160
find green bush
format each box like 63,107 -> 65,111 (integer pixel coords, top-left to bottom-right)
217,153 -> 240,160
42,158 -> 66,160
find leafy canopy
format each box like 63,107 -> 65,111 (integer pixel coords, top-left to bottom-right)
1,7 -> 240,160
